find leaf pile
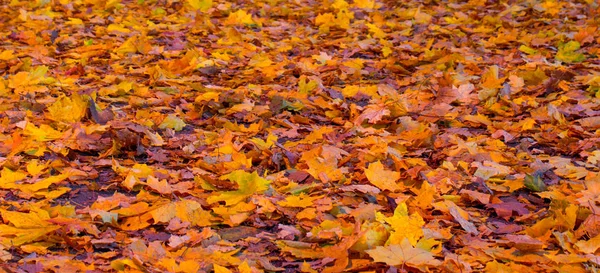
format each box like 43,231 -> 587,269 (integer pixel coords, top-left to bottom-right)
1,0 -> 600,272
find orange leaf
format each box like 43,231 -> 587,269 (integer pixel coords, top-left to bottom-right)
364,161 -> 401,192
366,238 -> 441,267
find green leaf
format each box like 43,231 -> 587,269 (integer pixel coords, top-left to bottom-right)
524,172 -> 547,192
556,41 -> 586,63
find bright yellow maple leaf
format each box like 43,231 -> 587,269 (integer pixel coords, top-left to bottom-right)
207,171 -> 271,206
0,209 -> 60,246
187,0 -> 212,11
365,161 -> 401,192
277,193 -> 322,208
26,159 -> 47,176
225,10 -> 254,25
248,53 -> 273,68
46,93 -> 88,123
22,122 -> 63,141
0,167 -> 27,189
377,203 -> 425,246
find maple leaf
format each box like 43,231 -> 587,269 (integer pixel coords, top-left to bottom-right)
0,209 -> 60,246
555,41 -> 586,63
354,102 -> 390,125
366,238 -> 441,267
159,114 -> 186,131
207,171 -> 271,206
351,221 -> 389,252
377,203 -> 425,246
225,10 -> 255,26
46,93 -> 88,123
277,193 -> 322,208
187,0 -> 212,11
364,161 -> 401,192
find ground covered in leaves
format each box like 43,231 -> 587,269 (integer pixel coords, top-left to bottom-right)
0,0 -> 600,272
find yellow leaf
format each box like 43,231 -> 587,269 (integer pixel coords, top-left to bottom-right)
65,17 -> 84,25
23,122 -> 63,141
225,10 -> 254,25
207,171 -> 271,206
520,118 -> 536,130
110,258 -> 142,271
122,172 -> 140,190
151,203 -> 176,223
0,50 -> 15,61
46,93 -> 88,123
214,264 -> 232,273
250,133 -> 277,150
23,172 -> 70,193
366,23 -> 385,38
351,222 -> 389,252
159,114 -> 186,131
297,208 -> 317,220
0,167 -> 28,189
0,209 -> 51,228
354,0 -> 375,9
277,193 -> 321,208
377,203 -> 424,246
0,209 -> 60,246
145,130 -> 165,146
365,161 -> 401,192
187,0 -> 212,11
212,202 -> 255,226
238,261 -> 254,273
129,163 -> 154,178
175,200 -> 213,226
26,159 -> 47,176
315,13 -> 336,33
195,91 -> 220,103
0,225 -> 59,246
249,53 -> 273,68
106,24 -> 131,33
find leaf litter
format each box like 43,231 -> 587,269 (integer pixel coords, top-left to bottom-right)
0,0 -> 599,272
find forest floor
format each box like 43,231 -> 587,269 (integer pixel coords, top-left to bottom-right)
0,0 -> 600,272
